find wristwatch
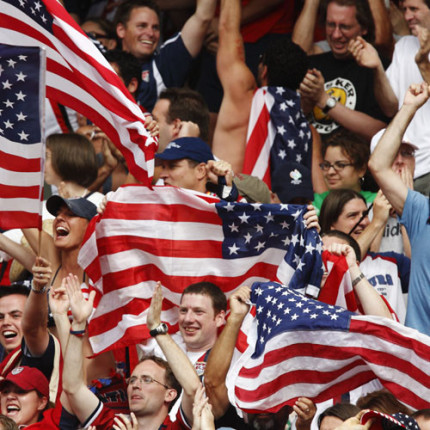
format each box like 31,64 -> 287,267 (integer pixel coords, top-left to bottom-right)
322,96 -> 337,114
149,323 -> 168,337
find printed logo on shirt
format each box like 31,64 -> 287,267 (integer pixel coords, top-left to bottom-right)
141,69 -> 150,83
311,77 -> 356,135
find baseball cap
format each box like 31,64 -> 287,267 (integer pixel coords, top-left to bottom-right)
46,195 -> 97,221
271,162 -> 314,203
370,129 -> 418,154
155,137 -> 214,163
0,366 -> 49,398
233,173 -> 271,204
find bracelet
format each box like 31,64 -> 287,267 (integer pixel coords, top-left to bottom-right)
31,281 -> 48,295
352,272 -> 366,287
70,328 -> 86,337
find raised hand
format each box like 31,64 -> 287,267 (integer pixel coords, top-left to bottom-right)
31,256 -> 52,292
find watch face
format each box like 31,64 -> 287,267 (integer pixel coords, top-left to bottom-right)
327,97 -> 337,108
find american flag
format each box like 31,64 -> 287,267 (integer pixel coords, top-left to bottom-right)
0,0 -> 156,186
227,281 -> 430,413
0,44 -> 44,229
242,86 -> 312,188
78,185 -> 323,354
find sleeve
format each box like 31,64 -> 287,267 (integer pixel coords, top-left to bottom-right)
400,189 -> 430,239
154,33 -> 194,89
21,334 -> 55,381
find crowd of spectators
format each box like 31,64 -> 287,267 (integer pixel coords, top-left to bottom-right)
1,0 -> 430,429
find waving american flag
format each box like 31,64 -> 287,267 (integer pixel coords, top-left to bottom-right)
0,44 -> 44,229
0,0 -> 156,186
78,185 -> 323,354
228,281 -> 430,413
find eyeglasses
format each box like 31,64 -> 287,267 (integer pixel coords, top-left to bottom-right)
127,375 -> 169,389
86,31 -> 110,40
319,161 -> 353,172
399,150 -> 415,158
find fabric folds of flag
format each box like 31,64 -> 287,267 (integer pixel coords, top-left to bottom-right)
227,281 -> 430,413
0,44 -> 44,229
242,86 -> 312,188
0,0 -> 156,185
78,185 -> 323,354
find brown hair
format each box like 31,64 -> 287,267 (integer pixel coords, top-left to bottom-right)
356,390 -> 413,415
46,133 -> 98,188
182,282 -> 227,315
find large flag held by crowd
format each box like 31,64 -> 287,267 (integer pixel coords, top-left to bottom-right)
0,0 -> 156,186
227,281 -> 430,413
78,185 -> 324,354
243,86 -> 312,188
0,44 -> 44,229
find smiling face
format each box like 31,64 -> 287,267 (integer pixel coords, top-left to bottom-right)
159,159 -> 207,192
52,206 -> 89,250
323,146 -> 365,192
127,360 -> 176,417
402,0 -> 430,35
178,293 -> 225,352
331,197 -> 370,240
117,6 -> 160,61
0,384 -> 46,427
0,294 -> 26,354
325,2 -> 367,59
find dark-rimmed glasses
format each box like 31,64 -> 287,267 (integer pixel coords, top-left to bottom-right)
319,161 -> 353,172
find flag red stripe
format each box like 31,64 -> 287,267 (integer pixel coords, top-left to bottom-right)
0,184 -> 41,199
0,212 -> 41,230
0,150 -> 41,172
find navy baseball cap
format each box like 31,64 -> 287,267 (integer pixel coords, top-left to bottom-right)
46,195 -> 97,220
155,137 -> 214,163
271,162 -> 314,203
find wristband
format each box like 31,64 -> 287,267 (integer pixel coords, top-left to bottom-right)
352,272 -> 365,287
31,281 -> 48,295
70,328 -> 86,337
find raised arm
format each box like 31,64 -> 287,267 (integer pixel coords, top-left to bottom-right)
415,26 -> 430,83
204,286 -> 250,419
369,83 -> 430,215
0,232 -> 36,272
348,36 -> 398,118
21,256 -> 52,356
211,0 -> 256,173
147,282 -> 201,425
292,0 -> 324,55
61,274 -> 99,423
180,0 -> 217,57
326,243 -> 393,319
369,0 -> 395,58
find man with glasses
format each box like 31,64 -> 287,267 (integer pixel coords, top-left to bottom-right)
369,82 -> 430,336
299,0 -> 390,141
60,279 -> 200,429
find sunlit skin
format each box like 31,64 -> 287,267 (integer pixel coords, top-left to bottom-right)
44,148 -> 62,187
391,143 -> 416,176
178,294 -> 225,352
52,206 -> 89,251
152,99 -> 175,153
126,360 -> 176,417
323,146 -> 365,192
116,7 -> 160,61
0,384 -> 47,427
0,295 -> 26,353
159,159 -> 207,192
401,0 -> 430,36
330,197 -> 370,240
325,3 -> 367,59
